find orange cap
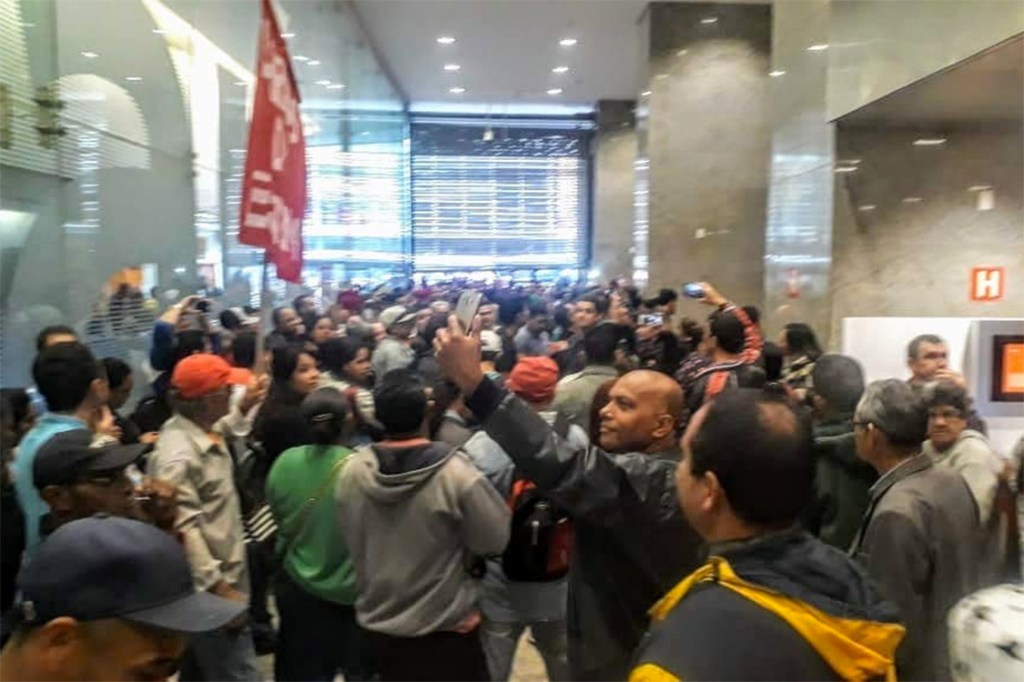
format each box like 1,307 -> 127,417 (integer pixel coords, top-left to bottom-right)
171,354 -> 251,399
507,357 -> 560,404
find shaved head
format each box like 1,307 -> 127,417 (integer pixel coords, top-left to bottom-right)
599,370 -> 684,454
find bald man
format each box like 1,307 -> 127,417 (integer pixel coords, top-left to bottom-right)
436,319 -> 701,681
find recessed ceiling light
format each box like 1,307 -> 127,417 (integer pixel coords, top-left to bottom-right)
307,60 -> 321,66
444,64 -> 461,72
701,17 -> 718,25
80,51 -> 99,59
641,90 -> 652,97
449,86 -> 466,94
315,79 -> 331,86
807,44 -> 829,51
769,69 -> 786,77
234,81 -> 248,87
838,158 -> 862,165
902,197 -> 924,203
437,36 -> 456,45
125,76 -> 143,82
676,49 -> 688,56
327,83 -> 345,90
559,38 -> 578,47
547,88 -> 563,96
281,32 -> 295,38
152,29 -> 168,35
552,66 -> 570,74
858,204 -> 876,212
967,185 -> 992,192
913,138 -> 947,146
361,131 -> 371,136
294,55 -> 309,62
834,166 -> 858,173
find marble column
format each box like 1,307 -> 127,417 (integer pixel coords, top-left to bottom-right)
591,99 -> 637,284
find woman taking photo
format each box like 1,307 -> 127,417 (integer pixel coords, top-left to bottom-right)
266,389 -> 366,681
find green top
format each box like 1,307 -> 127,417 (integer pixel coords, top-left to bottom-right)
266,444 -> 357,605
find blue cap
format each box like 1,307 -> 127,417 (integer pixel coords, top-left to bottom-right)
16,516 -> 244,633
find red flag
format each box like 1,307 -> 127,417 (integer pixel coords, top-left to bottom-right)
239,0 -> 306,283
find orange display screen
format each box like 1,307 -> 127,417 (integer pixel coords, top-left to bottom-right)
1002,343 -> 1024,394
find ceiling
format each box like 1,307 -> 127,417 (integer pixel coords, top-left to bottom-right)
353,0 -> 765,112
839,33 -> 1024,130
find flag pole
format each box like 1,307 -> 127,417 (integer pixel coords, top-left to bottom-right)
255,251 -> 272,374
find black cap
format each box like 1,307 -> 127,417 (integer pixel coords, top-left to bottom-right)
32,429 -> 147,490
16,516 -> 244,633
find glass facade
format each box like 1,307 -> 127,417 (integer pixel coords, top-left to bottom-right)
0,0 -> 408,387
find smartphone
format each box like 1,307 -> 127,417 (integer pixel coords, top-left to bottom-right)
455,291 -> 483,332
640,313 -> 664,327
682,283 -> 706,299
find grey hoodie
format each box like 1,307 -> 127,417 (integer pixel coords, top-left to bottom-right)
923,430 -> 1002,524
335,441 -> 510,636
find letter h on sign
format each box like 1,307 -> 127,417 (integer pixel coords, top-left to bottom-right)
970,267 -> 1005,302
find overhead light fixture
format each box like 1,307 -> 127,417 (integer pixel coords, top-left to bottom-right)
361,131 -> 371,137
444,64 -> 461,72
913,138 -> 947,146
449,86 -> 466,94
482,127 -> 495,142
294,55 -> 309,62
547,88 -> 563,95
834,166 -> 858,174
80,51 -> 99,59
701,17 -> 718,25
125,76 -> 143,82
807,44 -> 829,51
327,83 -> 345,90
315,79 -> 331,86
858,204 -> 876,212
152,29 -> 168,35
902,197 -> 924,204
769,69 -> 786,78
968,185 -> 992,192
234,80 -> 248,87
559,38 -> 578,47
437,36 -> 456,45
552,66 -> 570,74
281,32 -> 295,38
838,158 -> 862,165
641,90 -> 652,97
307,60 -> 321,66
677,49 -> 688,56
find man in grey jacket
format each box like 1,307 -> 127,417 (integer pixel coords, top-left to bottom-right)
436,316 -> 701,681
370,306 -> 416,379
335,368 -> 510,681
851,379 -> 981,682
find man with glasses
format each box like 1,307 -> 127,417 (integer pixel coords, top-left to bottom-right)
148,354 -> 257,681
33,429 -> 176,536
850,379 -> 980,681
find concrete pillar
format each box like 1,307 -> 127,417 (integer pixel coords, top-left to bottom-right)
591,99 -> 637,284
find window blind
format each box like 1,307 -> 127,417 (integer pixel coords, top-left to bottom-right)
411,119 -> 591,273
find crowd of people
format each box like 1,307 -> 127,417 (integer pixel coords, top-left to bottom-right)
0,278 -> 1022,682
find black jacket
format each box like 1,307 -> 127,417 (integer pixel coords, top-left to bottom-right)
632,530 -> 904,681
465,379 -> 701,680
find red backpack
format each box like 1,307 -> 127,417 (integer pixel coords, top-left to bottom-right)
501,477 -> 574,582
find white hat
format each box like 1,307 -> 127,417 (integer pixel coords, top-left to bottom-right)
379,305 -> 416,330
480,330 -> 502,355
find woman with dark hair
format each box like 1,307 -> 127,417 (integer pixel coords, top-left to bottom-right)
253,346 -> 321,466
779,322 -> 823,397
266,389 -> 367,681
308,315 -> 337,350
319,337 -> 378,442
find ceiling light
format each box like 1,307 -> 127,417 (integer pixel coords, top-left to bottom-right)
327,83 -> 345,90
547,88 -> 563,96
913,138 -> 947,146
902,197 -> 924,203
838,158 -> 862,165
152,29 -> 168,35
769,69 -> 786,77
858,204 -> 876,212
552,66 -> 570,74
125,76 -> 143,82
281,32 -> 295,38
807,44 -> 829,51
654,73 -> 668,80
968,185 -> 992,192
80,51 -> 99,59
449,86 -> 466,94
294,55 -> 309,62
437,36 -> 456,45
307,60 -> 321,66
559,38 -> 578,47
641,90 -> 652,97
482,127 -> 495,142
444,64 -> 461,71
234,81 -> 248,87
834,166 -> 858,173
315,79 -> 331,86
677,49 -> 688,56
361,131 -> 371,137
701,17 -> 718,25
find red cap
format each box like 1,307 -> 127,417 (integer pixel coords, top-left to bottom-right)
507,357 -> 560,404
171,354 -> 251,399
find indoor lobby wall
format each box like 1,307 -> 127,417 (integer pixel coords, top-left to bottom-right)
644,1 -> 772,311
592,100 -> 637,284
829,127 -> 1024,343
828,0 -> 1024,120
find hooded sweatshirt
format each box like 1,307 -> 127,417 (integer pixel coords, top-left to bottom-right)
335,441 -> 510,637
630,529 -> 905,681
922,430 -> 1002,525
